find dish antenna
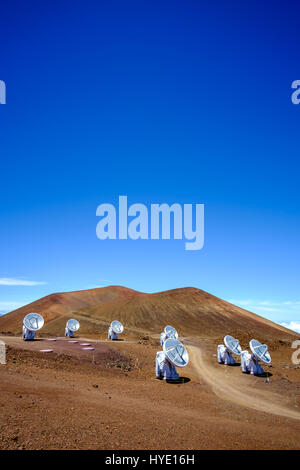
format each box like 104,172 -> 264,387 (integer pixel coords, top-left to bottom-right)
24,313 -> 44,331
160,325 -> 179,346
250,339 -> 271,364
65,319 -> 80,338
217,335 -> 241,365
240,339 -> 271,375
224,335 -> 242,355
164,325 -> 178,340
156,338 -> 189,380
108,320 -> 124,340
22,313 -> 44,341
66,319 -> 80,332
111,320 -> 124,334
163,338 -> 189,368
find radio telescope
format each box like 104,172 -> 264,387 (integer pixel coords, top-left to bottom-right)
108,320 -> 124,341
22,313 -> 44,341
241,339 -> 271,375
217,335 -> 241,365
160,325 -> 179,346
156,338 -> 189,381
65,319 -> 80,338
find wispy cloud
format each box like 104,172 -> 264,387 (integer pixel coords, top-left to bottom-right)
254,306 -> 281,313
228,299 -> 300,313
228,299 -> 253,307
0,301 -> 24,315
227,298 -> 300,328
0,277 -> 46,286
281,321 -> 300,334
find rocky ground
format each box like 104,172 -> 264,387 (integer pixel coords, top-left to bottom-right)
0,334 -> 299,450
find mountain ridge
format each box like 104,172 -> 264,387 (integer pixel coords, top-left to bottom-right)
0,285 -> 297,344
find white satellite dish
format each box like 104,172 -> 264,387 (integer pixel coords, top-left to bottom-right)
164,325 -> 179,340
23,313 -> 44,332
163,338 -> 189,368
250,339 -> 271,364
66,319 -> 80,332
110,320 -> 124,334
224,335 -> 242,355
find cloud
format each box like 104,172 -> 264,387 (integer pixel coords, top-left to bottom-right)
228,299 -> 253,307
0,301 -> 24,314
281,322 -> 300,334
228,299 -> 300,314
227,298 -> 300,327
228,299 -> 300,309
254,306 -> 281,313
0,277 -> 46,286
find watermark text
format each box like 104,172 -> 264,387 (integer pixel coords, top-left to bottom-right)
0,80 -> 6,104
96,196 -> 204,251
291,80 -> 300,104
0,340 -> 6,364
291,340 -> 300,365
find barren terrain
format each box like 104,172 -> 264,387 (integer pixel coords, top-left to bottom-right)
0,286 -> 299,449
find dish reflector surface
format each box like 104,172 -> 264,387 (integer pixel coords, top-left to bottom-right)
111,320 -> 124,334
23,313 -> 44,331
224,335 -> 242,355
250,339 -> 271,364
163,338 -> 189,368
164,325 -> 178,340
66,319 -> 80,332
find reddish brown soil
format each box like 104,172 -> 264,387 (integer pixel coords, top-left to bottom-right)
0,286 -> 299,449
1,286 -> 297,341
0,335 -> 299,450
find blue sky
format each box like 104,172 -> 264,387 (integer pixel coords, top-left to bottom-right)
0,1 -> 299,330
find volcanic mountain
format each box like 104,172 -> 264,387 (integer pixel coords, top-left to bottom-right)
0,286 -> 297,344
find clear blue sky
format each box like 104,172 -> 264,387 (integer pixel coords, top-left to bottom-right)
0,1 -> 299,329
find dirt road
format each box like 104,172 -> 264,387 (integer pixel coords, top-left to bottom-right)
0,335 -> 300,449
188,345 -> 300,421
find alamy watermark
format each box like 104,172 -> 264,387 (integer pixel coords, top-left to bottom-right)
96,196 -> 204,251
291,80 -> 300,104
291,340 -> 300,365
0,80 -> 6,104
0,340 -> 6,364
